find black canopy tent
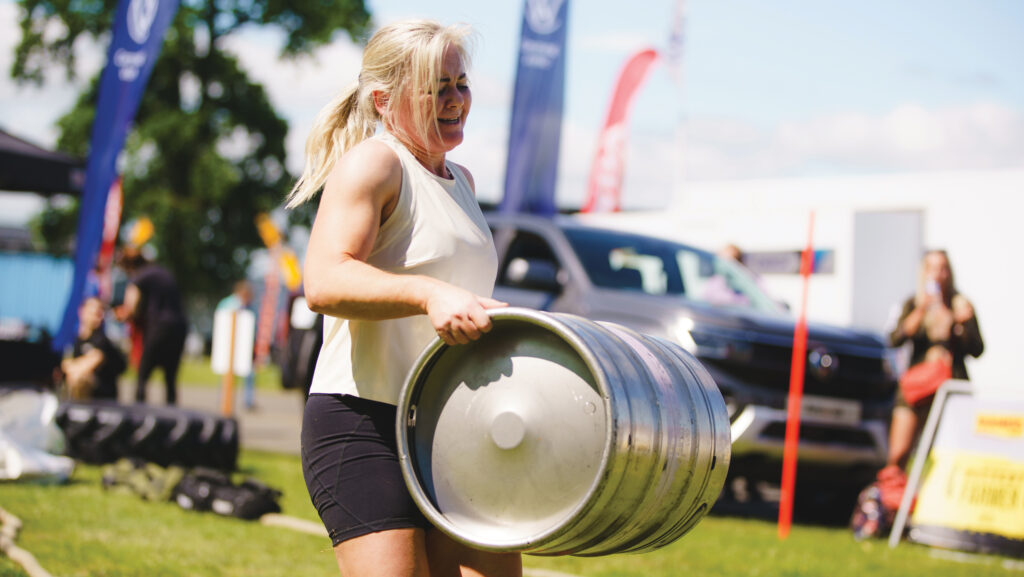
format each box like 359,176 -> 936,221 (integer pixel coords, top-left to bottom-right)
0,128 -> 82,387
0,128 -> 84,196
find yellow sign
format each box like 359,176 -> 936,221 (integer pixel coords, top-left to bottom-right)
255,213 -> 281,247
976,413 -> 1024,439
129,217 -> 154,247
279,248 -> 302,292
912,450 -> 1024,540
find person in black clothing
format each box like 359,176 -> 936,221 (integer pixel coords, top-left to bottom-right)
61,296 -> 126,400
886,249 -> 984,469
116,247 -> 189,405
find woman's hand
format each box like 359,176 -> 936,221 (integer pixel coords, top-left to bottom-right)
952,296 -> 975,324
425,283 -> 507,345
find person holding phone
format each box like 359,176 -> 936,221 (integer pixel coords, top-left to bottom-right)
886,249 -> 984,470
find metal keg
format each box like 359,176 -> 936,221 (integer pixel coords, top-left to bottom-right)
396,307 -> 730,556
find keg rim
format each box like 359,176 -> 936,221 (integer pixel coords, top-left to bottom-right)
396,307 -> 615,552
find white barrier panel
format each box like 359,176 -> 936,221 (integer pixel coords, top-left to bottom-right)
210,309 -> 255,377
890,380 -> 1024,557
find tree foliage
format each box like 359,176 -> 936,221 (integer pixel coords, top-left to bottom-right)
13,0 -> 370,311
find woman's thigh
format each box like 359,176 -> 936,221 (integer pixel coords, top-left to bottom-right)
301,394 -> 429,546
334,528 -> 431,577
302,394 -> 522,577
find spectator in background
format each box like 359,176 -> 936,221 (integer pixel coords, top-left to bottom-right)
852,248 -> 987,532
701,243 -> 753,307
115,247 -> 189,405
886,249 -> 984,470
60,296 -> 126,401
719,243 -> 743,264
216,279 -> 257,410
280,291 -> 322,399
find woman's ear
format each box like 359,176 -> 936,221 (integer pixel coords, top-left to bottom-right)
372,90 -> 390,116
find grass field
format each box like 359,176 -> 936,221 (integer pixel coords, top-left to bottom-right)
129,355 -> 283,390
1,450 -> 1018,577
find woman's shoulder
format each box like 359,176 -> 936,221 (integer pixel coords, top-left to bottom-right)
448,161 -> 475,192
895,295 -> 916,315
342,136 -> 401,170
327,137 -> 402,193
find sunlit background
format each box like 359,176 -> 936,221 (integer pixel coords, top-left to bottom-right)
3,0 -> 1023,219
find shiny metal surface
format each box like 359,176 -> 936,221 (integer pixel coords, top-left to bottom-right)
397,307 -> 730,556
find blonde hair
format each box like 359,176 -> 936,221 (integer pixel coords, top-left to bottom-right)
287,20 -> 474,207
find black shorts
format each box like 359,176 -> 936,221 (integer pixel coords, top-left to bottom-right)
301,393 -> 429,546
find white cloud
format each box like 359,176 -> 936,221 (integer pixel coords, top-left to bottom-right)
423,99 -> 1024,212
3,4 -> 1022,215
678,101 -> 1024,183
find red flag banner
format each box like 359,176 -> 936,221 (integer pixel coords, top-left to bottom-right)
97,177 -> 123,301
582,48 -> 660,213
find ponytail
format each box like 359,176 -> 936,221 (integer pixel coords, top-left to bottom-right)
286,81 -> 377,207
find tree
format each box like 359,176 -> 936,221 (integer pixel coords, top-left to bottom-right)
12,0 -> 370,311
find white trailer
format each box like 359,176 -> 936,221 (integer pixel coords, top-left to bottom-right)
582,168 -> 1024,397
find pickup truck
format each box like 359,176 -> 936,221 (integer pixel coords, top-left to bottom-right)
486,212 -> 896,515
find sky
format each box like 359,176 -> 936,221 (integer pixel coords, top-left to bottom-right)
2,0 -> 1024,223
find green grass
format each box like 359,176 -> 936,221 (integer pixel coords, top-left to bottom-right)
125,356 -> 283,390
1,451 -> 1018,577
0,451 -> 334,577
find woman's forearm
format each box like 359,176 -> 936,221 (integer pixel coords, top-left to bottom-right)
303,257 -> 441,321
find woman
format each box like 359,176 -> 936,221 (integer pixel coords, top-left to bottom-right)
287,20 -> 519,577
886,249 -> 984,470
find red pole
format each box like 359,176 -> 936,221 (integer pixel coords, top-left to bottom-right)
778,211 -> 815,539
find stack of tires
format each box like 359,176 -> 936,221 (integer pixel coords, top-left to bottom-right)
55,401 -> 238,470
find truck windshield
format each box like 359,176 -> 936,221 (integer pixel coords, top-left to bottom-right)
563,227 -> 785,315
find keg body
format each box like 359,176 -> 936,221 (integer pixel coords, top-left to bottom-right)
397,308 -> 730,556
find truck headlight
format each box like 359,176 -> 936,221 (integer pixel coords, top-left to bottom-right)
673,317 -> 698,355
673,318 -> 744,361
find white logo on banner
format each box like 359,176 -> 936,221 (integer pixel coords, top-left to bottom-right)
520,0 -> 565,69
116,0 -> 158,81
126,0 -> 159,44
525,0 -> 565,35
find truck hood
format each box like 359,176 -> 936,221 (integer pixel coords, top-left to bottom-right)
587,289 -> 886,354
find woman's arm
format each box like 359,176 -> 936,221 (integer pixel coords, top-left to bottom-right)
61,348 -> 104,391
114,283 -> 141,322
302,141 -> 503,345
952,296 -> 984,358
888,299 -> 919,347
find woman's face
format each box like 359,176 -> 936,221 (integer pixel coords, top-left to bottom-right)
923,251 -> 952,290
399,46 -> 471,157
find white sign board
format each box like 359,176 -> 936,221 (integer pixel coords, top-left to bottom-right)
210,309 -> 256,377
890,380 -> 1024,555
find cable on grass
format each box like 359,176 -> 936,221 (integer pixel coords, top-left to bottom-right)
0,506 -> 56,577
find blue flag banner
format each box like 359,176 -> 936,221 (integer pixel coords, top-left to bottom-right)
499,0 -> 569,216
53,0 -> 179,351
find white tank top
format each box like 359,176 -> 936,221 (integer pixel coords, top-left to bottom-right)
307,132 -> 498,404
